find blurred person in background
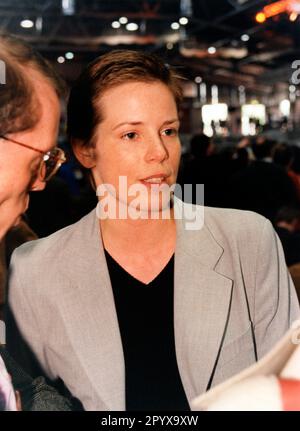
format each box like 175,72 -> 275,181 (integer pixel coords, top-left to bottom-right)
178,133 -> 229,207
274,206 -> 300,304
226,138 -> 299,223
273,143 -> 300,201
274,206 -> 300,267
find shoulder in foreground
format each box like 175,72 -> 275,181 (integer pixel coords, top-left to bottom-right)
202,205 -> 272,245
179,201 -> 270,239
203,205 -> 268,228
197,206 -> 274,255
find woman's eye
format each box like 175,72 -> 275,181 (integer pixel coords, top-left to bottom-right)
123,132 -> 137,140
162,128 -> 178,137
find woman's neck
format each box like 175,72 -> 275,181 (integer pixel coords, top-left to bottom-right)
99,211 -> 176,255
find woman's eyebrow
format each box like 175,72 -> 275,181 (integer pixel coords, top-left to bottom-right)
161,119 -> 180,126
112,121 -> 143,131
112,118 -> 179,131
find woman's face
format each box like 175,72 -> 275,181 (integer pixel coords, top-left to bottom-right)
91,80 -> 181,216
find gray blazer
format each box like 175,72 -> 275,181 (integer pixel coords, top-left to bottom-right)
7,201 -> 300,410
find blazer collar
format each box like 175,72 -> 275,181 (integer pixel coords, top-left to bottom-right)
174,198 -> 224,269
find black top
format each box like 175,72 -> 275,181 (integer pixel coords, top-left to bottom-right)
104,250 -> 190,411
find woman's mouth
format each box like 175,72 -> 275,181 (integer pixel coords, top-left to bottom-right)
139,174 -> 169,187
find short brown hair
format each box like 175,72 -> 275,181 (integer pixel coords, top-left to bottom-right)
67,50 -> 183,148
0,33 -> 66,135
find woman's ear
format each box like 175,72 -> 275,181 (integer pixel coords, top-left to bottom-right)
72,139 -> 96,168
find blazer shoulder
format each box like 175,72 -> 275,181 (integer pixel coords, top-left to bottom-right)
204,206 -> 268,229
11,208 -> 96,267
201,206 -> 271,247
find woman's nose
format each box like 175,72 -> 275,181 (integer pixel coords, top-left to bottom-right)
145,136 -> 168,162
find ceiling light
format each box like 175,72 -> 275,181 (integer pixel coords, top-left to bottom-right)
119,17 -> 128,24
57,56 -> 65,64
280,99 -> 290,116
62,0 -> 75,16
112,21 -> 121,29
195,76 -> 202,84
179,17 -> 189,25
241,34 -> 250,42
35,16 -> 43,32
65,52 -> 74,60
20,19 -> 34,28
255,12 -> 266,23
171,22 -> 180,30
126,22 -> 139,31
180,0 -> 193,17
208,46 -> 216,54
289,12 -> 298,22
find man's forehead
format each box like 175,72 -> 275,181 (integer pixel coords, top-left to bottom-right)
23,66 -> 59,105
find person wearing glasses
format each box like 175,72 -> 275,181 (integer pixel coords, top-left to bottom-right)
0,53 -> 66,239
0,34 -> 72,410
7,50 -> 300,411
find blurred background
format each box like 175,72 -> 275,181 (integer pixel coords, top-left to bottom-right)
3,1 -> 300,140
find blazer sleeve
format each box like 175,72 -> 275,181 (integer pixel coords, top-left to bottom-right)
6,249 -> 51,380
253,218 -> 300,359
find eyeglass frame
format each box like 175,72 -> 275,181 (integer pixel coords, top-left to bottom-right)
0,134 -> 66,182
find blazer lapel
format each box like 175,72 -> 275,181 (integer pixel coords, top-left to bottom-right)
57,209 -> 125,410
174,202 -> 233,405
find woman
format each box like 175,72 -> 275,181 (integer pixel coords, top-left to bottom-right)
8,50 -> 300,411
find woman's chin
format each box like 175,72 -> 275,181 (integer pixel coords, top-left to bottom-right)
128,198 -> 172,219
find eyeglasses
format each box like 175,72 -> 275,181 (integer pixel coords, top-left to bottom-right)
0,135 -> 66,182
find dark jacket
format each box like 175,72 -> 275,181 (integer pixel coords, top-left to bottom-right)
0,345 -> 73,411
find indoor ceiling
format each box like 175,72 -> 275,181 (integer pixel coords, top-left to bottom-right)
1,0 -> 300,97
